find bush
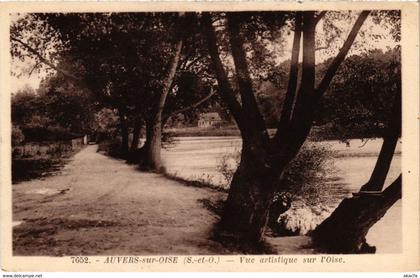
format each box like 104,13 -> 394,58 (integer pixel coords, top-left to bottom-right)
217,146 -> 241,185
217,142 -> 337,235
97,138 -> 125,158
282,143 -> 336,206
12,126 -> 25,146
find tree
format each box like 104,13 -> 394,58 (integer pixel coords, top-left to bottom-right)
316,48 -> 401,140
39,74 -> 96,135
311,59 -> 401,253
11,75 -> 96,142
202,11 -> 376,248
11,13 -> 216,169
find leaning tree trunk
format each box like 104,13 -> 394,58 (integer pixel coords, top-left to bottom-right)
312,175 -> 401,253
312,91 -> 401,253
360,92 -> 401,192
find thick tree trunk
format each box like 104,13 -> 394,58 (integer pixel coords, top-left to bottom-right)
217,140 -> 285,249
312,175 -> 401,253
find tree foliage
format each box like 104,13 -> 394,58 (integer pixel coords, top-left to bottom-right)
317,48 -> 401,140
12,76 -> 96,142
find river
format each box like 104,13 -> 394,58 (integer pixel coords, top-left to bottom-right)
161,137 -> 402,253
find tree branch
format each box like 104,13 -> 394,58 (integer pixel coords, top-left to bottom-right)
28,61 -> 41,76
163,87 -> 217,125
184,55 -> 205,71
178,47 -> 195,70
201,12 -> 247,134
275,12 -> 302,139
11,36 -> 81,82
273,11 -> 370,166
226,13 -> 268,136
270,12 -> 317,166
315,11 -> 370,100
314,11 -> 327,26
156,33 -> 183,116
289,11 -> 316,124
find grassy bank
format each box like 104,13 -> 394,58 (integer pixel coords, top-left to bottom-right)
165,126 -> 240,137
12,142 -> 83,184
12,157 -> 69,184
165,125 -> 384,141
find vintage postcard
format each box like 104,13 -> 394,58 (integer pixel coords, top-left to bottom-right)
0,1 -> 419,272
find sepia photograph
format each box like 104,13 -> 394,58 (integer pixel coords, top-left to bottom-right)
1,2 -> 419,272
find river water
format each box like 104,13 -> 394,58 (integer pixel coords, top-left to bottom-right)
161,137 -> 402,253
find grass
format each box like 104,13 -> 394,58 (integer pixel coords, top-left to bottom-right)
162,171 -> 228,193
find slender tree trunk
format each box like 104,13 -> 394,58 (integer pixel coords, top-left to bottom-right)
312,175 -> 401,253
145,118 -> 164,171
118,110 -> 129,156
143,119 -> 152,152
136,118 -> 153,167
143,13 -> 185,171
276,12 -> 302,136
130,118 -> 142,152
121,126 -> 129,155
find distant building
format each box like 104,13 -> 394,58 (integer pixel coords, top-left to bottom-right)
197,112 -> 222,128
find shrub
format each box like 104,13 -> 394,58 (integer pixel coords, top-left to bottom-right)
97,138 -> 125,158
162,131 -> 179,149
282,143 -> 336,206
275,199 -> 333,235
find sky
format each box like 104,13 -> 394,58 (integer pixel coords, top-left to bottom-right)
10,11 -> 399,93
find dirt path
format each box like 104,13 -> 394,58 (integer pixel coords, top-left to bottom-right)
13,145 -> 232,256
